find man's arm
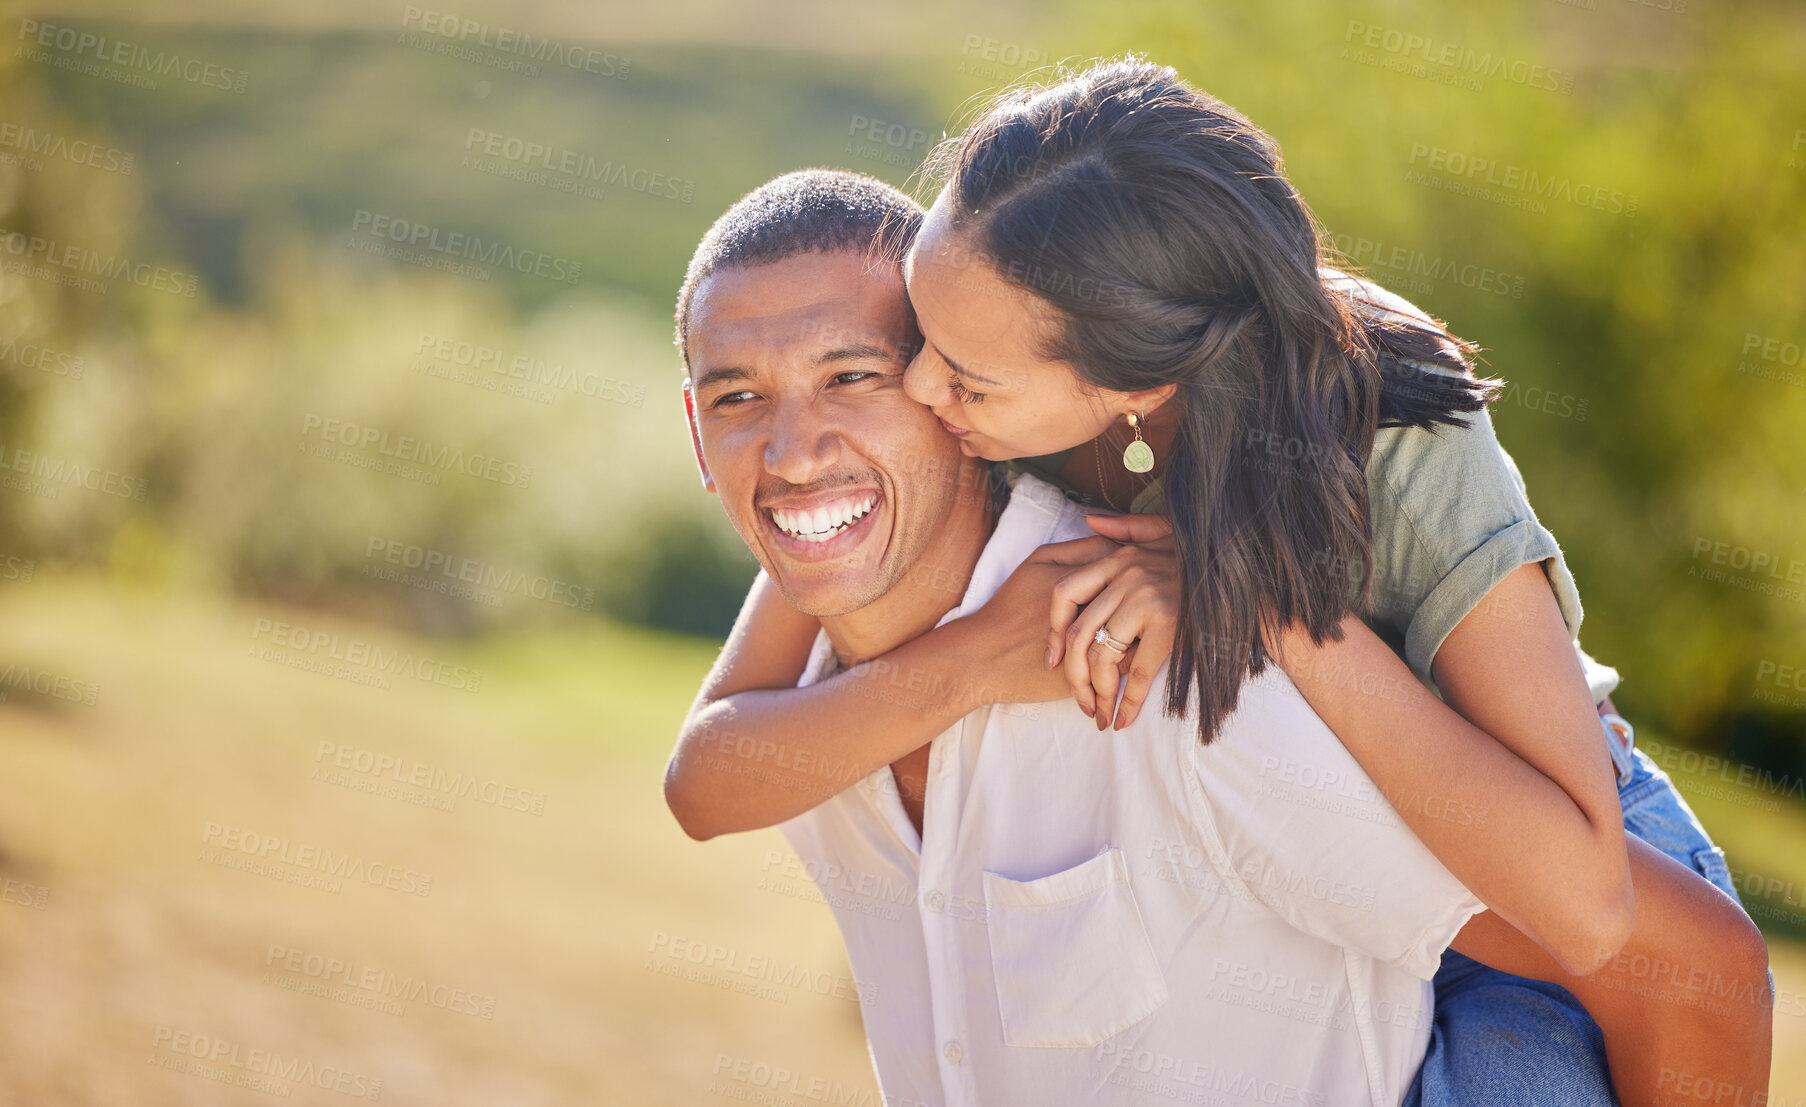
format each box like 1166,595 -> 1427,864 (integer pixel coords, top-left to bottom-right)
1183,666 -> 1767,1106
1452,834 -> 1772,1107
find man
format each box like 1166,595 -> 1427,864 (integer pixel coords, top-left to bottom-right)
672,168 -> 1490,1107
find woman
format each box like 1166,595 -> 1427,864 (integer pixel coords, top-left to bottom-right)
666,57 -> 1770,1104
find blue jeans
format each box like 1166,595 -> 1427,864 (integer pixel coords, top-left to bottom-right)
1404,718 -> 1745,1107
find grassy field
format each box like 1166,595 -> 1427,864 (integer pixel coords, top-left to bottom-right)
0,573 -> 874,1105
0,572 -> 1799,1103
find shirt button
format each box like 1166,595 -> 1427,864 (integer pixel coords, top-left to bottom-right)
924,890 -> 945,912
943,1040 -> 964,1064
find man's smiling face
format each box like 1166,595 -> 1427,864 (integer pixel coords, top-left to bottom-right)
685,250 -> 970,618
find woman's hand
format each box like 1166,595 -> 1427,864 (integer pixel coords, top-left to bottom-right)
966,536 -> 1120,709
1045,513 -> 1183,731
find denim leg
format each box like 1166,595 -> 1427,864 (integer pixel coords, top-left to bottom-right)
1409,715 -> 1746,1105
1405,949 -> 1615,1107
1608,737 -> 1741,903
1606,725 -> 1773,1001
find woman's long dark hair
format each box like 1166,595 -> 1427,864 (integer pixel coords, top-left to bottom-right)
923,55 -> 1499,745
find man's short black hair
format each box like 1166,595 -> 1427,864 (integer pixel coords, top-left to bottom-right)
674,168 -> 924,369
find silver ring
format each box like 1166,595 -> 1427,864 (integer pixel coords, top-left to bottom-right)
1093,627 -> 1132,653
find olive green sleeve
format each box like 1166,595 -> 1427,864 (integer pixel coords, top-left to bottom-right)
1331,268 -> 1618,703
1366,406 -> 1620,704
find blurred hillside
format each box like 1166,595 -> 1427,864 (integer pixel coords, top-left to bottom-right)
1,2 -> 1801,750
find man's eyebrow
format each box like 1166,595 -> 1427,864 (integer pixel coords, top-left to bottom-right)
934,344 -> 1005,388
693,366 -> 752,389
818,342 -> 903,365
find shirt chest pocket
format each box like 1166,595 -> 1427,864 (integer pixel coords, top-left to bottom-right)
981,846 -> 1170,1049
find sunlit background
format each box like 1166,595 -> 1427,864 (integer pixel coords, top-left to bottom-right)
0,0 -> 1802,1102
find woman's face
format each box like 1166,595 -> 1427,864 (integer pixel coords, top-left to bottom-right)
901,197 -> 1124,462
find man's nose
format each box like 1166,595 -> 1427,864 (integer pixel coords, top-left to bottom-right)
901,347 -> 949,409
764,407 -> 844,487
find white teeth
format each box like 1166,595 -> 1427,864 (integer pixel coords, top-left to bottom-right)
770,494 -> 878,540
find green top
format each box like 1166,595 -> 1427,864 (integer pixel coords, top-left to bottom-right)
1011,272 -> 1619,704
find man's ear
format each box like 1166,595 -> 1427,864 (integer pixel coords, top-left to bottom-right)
682,379 -> 716,493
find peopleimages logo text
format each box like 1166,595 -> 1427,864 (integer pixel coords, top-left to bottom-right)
300,414 -> 532,488
349,210 -> 581,284
17,20 -> 248,93
250,617 -> 484,693
1344,21 -> 1574,94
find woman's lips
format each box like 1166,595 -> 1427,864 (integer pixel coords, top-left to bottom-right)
937,415 -> 969,438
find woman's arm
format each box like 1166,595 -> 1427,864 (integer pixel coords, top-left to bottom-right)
1452,834 -> 1772,1106
1273,563 -> 1635,975
664,569 -> 970,840
664,551 -> 1085,841
1058,519 -> 1769,1092
1056,515 -> 1635,975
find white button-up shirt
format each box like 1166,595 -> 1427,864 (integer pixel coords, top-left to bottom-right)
780,474 -> 1485,1107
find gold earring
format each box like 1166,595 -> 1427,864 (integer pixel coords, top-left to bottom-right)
1122,412 -> 1154,473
